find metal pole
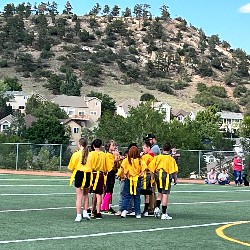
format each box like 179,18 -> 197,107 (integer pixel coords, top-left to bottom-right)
15,143 -> 19,171
59,144 -> 62,171
198,150 -> 201,178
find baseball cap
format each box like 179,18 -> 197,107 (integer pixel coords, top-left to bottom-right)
144,134 -> 156,140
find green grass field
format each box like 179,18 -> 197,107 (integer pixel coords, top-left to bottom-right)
0,174 -> 249,250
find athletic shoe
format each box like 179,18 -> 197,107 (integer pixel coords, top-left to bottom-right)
90,211 -> 97,219
136,214 -> 141,219
121,210 -> 128,218
115,211 -> 122,216
154,207 -> 161,218
75,215 -> 82,222
148,211 -> 154,216
143,211 -> 149,217
108,207 -> 117,214
128,211 -> 135,216
161,213 -> 172,220
82,210 -> 90,220
95,213 -> 103,220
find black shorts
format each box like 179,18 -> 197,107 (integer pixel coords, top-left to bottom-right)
105,170 -> 116,193
140,173 -> 152,195
74,171 -> 91,188
155,172 -> 172,194
90,172 -> 105,195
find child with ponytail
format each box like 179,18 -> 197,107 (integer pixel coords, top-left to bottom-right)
68,138 -> 91,222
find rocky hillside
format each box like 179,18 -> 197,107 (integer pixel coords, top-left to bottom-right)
0,2 -> 250,112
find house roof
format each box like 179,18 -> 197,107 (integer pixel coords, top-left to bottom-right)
0,114 -> 14,124
5,91 -> 29,97
151,101 -> 171,108
172,109 -> 190,117
218,111 -> 243,120
117,99 -> 140,114
24,114 -> 38,128
60,118 -> 81,126
51,95 -> 88,108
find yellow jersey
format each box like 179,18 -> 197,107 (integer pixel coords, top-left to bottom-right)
121,158 -> 147,178
142,154 -> 154,168
148,154 -> 178,174
68,150 -> 92,172
86,151 -> 108,173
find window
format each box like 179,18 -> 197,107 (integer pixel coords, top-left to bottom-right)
19,106 -> 25,110
68,109 -> 75,116
73,127 -> 79,133
2,124 -> 9,130
70,140 -> 76,146
90,111 -> 97,115
79,111 -> 85,116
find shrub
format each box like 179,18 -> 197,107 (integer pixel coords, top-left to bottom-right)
233,85 -> 247,98
0,59 -> 8,67
209,86 -> 227,98
172,80 -> 189,90
156,82 -> 174,95
40,50 -> 55,59
197,82 -> 207,92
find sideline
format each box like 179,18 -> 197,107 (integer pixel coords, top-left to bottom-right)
216,221 -> 250,247
1,200 -> 250,213
0,170 -> 204,184
0,221 -> 245,244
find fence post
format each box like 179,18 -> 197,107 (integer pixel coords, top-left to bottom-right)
15,143 -> 19,171
59,144 -> 62,171
198,150 -> 201,178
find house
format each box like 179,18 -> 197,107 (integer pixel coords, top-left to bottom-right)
116,99 -> 171,122
0,114 -> 13,132
116,99 -> 140,118
171,109 -> 190,123
51,95 -> 102,127
60,119 -> 84,146
5,91 -> 30,114
218,111 -> 243,132
0,114 -> 38,132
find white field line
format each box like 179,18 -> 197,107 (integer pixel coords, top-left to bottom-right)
171,190 -> 250,193
0,193 -> 74,196
0,189 -> 249,195
1,200 -> 250,213
0,207 -> 75,213
0,221 -> 249,244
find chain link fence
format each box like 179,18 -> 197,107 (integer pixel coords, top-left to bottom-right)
0,143 -> 249,179
0,143 -> 71,171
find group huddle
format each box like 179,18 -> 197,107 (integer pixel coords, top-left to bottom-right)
68,134 -> 179,221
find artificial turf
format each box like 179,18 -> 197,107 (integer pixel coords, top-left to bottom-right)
0,174 -> 249,250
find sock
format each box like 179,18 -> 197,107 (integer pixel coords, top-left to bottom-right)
143,203 -> 149,213
162,206 -> 167,214
156,200 -> 161,208
76,213 -> 81,217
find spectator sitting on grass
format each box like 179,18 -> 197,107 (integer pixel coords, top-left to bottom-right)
204,168 -> 217,184
218,169 -> 230,185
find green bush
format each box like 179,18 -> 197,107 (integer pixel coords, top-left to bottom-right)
0,59 -> 8,67
233,85 -> 247,98
172,80 -> 189,90
209,86 -> 227,98
197,82 -> 207,92
156,82 -> 174,95
40,49 -> 55,59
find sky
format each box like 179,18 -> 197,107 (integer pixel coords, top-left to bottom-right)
1,0 -> 250,54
